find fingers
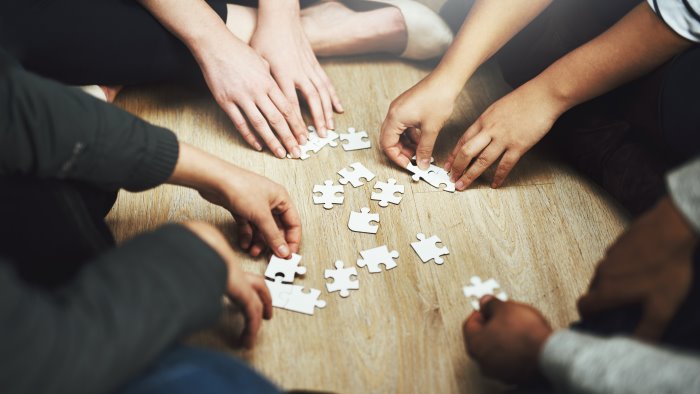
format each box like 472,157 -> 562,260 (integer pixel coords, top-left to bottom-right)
235,216 -> 254,250
299,81 -> 327,137
462,312 -> 485,356
239,287 -> 263,349
240,102 -> 287,159
256,94 -> 301,159
280,82 -> 307,145
454,143 -> 504,191
268,83 -> 308,144
223,103 -> 263,151
479,295 -> 503,320
449,132 -> 492,183
275,199 -> 302,254
577,277 -> 649,318
380,114 -> 411,168
247,272 -> 273,320
491,151 -> 522,188
415,126 -> 439,170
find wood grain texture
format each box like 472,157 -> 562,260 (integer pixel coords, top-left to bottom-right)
108,56 -> 629,393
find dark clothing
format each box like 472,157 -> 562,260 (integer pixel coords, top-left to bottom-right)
119,345 -> 281,394
0,50 -> 229,394
440,0 -> 700,216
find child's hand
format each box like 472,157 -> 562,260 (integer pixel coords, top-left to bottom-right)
446,82 -> 562,190
380,77 -> 457,169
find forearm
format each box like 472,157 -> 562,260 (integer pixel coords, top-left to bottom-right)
0,50 -> 178,192
540,330 -> 700,393
0,225 -> 227,394
257,0 -> 299,21
429,0 -> 552,98
531,2 -> 692,116
138,0 -> 239,63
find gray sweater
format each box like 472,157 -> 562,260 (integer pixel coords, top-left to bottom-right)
539,157 -> 700,393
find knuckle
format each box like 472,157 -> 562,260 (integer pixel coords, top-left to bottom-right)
476,155 -> 491,167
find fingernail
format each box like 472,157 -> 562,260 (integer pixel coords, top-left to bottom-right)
254,143 -> 263,151
420,158 -> 430,169
292,146 -> 301,158
277,244 -> 289,257
444,162 -> 452,172
299,135 -> 308,145
328,118 -> 335,130
456,180 -> 465,190
338,103 -> 345,112
319,126 -> 327,137
275,147 -> 286,159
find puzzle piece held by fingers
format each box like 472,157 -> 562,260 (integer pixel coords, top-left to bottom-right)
410,233 -> 449,265
371,178 -> 405,207
313,180 -> 344,209
462,276 -> 508,310
288,126 -> 339,159
264,253 -> 306,283
339,127 -> 371,151
348,207 -> 380,234
357,245 -> 399,273
338,162 -> 375,187
325,260 -> 360,298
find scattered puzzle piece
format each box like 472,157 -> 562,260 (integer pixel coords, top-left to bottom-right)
288,126 -> 339,159
371,178 -> 405,207
265,278 -> 294,308
462,276 -> 508,310
410,233 -> 449,265
357,245 -> 399,273
284,285 -> 327,315
348,207 -> 380,234
313,180 -> 344,209
339,127 -> 371,151
338,162 -> 376,187
264,253 -> 306,283
325,260 -> 359,297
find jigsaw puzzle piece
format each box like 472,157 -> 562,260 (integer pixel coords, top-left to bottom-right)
339,127 -> 371,151
324,260 -> 359,297
422,166 -> 456,192
410,233 -> 449,265
284,285 -> 327,315
348,207 -> 380,234
264,253 -> 305,283
371,178 -> 405,207
463,276 -> 509,310
265,278 -> 294,308
357,245 -> 399,273
338,162 -> 376,187
312,180 -> 344,209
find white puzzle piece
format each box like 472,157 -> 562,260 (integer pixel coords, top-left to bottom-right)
339,127 -> 371,151
348,207 -> 380,234
264,253 -> 306,283
312,180 -> 344,209
405,156 -> 435,182
265,278 -> 294,308
314,129 -> 339,150
357,245 -> 399,273
284,285 -> 327,315
371,178 -> 405,207
287,126 -> 339,159
462,276 -> 508,310
410,233 -> 449,265
324,260 -> 360,298
338,162 -> 376,187
423,167 -> 456,192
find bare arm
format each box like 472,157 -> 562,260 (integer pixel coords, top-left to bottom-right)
381,0 -> 552,169
447,2 -> 693,190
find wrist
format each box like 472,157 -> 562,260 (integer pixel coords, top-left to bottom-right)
258,0 -> 300,20
423,70 -> 466,103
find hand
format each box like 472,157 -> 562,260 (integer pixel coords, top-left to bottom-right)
170,143 -> 302,258
446,81 -> 563,190
463,296 -> 552,384
196,32 -> 307,158
380,77 -> 457,169
578,196 -> 698,340
182,221 -> 273,349
251,3 -> 343,136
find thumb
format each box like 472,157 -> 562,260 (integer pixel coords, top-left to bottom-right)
480,295 -> 505,321
416,126 -> 439,170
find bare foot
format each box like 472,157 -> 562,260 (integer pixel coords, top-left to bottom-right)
100,85 -> 123,103
301,1 -> 407,57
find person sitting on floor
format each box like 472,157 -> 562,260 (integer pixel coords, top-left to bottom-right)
0,48 -> 297,394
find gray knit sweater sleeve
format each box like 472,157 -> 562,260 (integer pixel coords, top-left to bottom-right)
667,157 -> 700,233
540,330 -> 700,393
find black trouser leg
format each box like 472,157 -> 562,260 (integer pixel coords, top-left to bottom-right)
0,177 -> 117,287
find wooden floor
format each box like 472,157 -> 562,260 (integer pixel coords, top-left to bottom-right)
108,56 -> 629,393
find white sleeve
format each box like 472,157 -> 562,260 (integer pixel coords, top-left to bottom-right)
667,157 -> 700,233
648,0 -> 700,42
540,329 -> 700,394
